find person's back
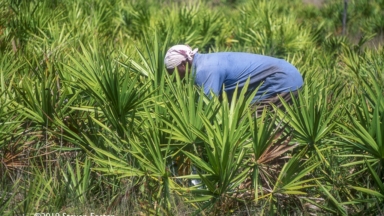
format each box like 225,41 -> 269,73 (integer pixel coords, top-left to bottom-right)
164,45 -> 303,115
192,52 -> 303,103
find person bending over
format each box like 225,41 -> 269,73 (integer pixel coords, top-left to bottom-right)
164,45 -> 303,115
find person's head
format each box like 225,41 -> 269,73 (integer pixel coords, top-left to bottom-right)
164,45 -> 198,79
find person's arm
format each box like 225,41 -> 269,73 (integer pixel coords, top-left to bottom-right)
196,70 -> 224,99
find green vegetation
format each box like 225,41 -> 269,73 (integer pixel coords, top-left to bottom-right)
1,0 -> 384,215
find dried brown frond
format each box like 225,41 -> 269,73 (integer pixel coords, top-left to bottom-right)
257,128 -> 298,165
0,139 -> 35,172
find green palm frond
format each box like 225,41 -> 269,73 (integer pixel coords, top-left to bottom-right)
338,95 -> 384,176
64,43 -> 152,138
247,109 -> 298,201
350,160 -> 384,200
161,72 -> 219,146
264,150 -> 320,214
176,80 -> 256,210
277,83 -> 340,167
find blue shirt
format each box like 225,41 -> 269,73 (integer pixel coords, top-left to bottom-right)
192,52 -> 303,102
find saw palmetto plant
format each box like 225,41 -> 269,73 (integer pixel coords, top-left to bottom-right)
1,0 -> 384,215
